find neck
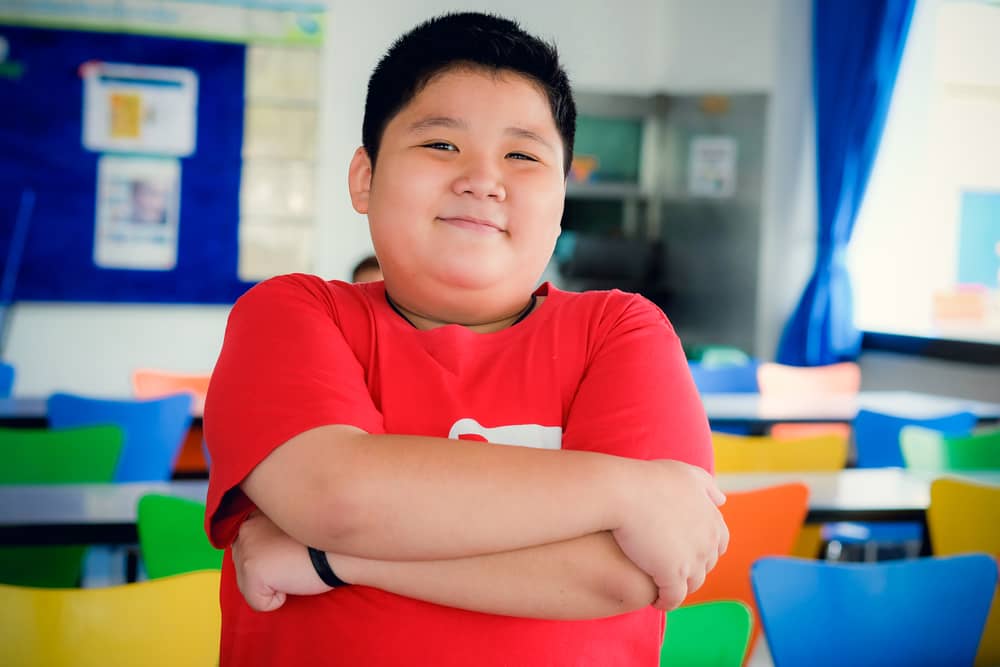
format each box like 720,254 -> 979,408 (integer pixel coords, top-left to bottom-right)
385,291 -> 536,333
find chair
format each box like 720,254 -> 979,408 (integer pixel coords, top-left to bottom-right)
0,425 -> 123,587
687,345 -> 753,368
756,361 -> 860,440
683,483 -> 809,654
711,432 -> 848,473
661,600 -> 753,667
138,494 -> 222,579
824,409 -> 978,561
131,369 -> 211,474
853,408 -> 977,469
0,571 -> 221,666
751,555 -> 998,667
47,393 -> 193,482
927,478 -> 1000,666
712,433 -> 845,560
689,361 -> 760,395
901,426 -> 1000,471
0,361 -> 13,397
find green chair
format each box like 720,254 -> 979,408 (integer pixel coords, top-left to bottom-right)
137,494 -> 222,579
900,426 -> 1000,471
661,600 -> 753,667
0,425 -> 124,587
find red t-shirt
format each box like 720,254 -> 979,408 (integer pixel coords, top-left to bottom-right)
204,274 -> 712,666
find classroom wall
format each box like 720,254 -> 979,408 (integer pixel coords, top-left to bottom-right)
16,0 -> 993,403
5,0 -> 782,396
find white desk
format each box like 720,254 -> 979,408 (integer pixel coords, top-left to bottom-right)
702,390 -> 1000,427
2,471 -> 998,546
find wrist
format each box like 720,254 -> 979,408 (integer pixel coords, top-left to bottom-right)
307,546 -> 348,589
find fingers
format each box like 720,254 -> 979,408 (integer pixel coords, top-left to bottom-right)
654,579 -> 688,612
706,482 -> 726,506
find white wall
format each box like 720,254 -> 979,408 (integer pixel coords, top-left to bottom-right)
5,0 -> 783,396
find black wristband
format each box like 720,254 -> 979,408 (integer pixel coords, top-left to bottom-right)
307,546 -> 348,588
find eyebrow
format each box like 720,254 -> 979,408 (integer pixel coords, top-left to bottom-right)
407,116 -> 556,153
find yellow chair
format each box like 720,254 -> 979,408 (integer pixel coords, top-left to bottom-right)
0,571 -> 220,667
927,478 -> 1000,666
712,433 -> 848,473
713,432 -> 848,560
756,361 -> 860,440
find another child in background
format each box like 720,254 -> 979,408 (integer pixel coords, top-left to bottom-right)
204,12 -> 727,666
350,254 -> 382,283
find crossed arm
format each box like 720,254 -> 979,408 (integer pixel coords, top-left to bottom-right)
234,425 -> 728,620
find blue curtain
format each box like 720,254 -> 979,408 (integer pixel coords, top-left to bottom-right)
777,0 -> 916,366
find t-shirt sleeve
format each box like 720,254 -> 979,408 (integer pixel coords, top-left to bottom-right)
561,294 -> 713,472
203,275 -> 385,547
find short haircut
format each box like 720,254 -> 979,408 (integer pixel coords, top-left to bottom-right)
351,254 -> 381,281
362,12 -> 576,176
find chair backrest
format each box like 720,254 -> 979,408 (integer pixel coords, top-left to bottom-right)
927,478 -> 1000,666
689,361 -> 760,394
0,425 -> 123,483
756,361 -> 861,396
0,571 -> 221,666
712,433 -> 848,473
853,409 -> 977,469
138,494 -> 223,579
684,483 -> 809,652
751,555 -> 998,667
0,361 -> 13,398
687,345 -> 752,368
131,369 -> 210,413
662,600 -> 753,667
0,425 -> 124,587
47,393 -> 193,482
901,426 -> 1000,471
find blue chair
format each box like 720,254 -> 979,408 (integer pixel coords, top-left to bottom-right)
689,361 -> 759,435
0,361 -> 13,398
688,361 -> 759,394
47,393 -> 193,482
825,409 -> 979,560
854,409 -> 977,468
751,555 -> 998,667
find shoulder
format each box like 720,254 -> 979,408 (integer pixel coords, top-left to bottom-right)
545,284 -> 676,338
231,274 -> 375,322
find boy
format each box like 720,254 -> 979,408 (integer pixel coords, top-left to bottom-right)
205,12 -> 727,666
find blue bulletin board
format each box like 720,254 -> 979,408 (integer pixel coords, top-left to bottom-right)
0,25 -> 252,304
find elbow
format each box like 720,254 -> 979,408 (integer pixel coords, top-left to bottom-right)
602,565 -> 658,615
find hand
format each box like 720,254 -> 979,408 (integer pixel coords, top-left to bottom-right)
612,460 -> 729,611
232,511 -> 333,611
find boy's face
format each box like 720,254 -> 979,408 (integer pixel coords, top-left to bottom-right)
349,67 -> 566,322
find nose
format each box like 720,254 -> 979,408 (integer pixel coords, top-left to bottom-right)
451,157 -> 506,202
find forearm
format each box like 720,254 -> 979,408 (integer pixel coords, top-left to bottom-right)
243,425 -> 635,561
336,531 -> 656,620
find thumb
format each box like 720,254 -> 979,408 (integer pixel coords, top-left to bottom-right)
249,586 -> 287,612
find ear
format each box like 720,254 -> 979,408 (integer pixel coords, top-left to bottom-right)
348,147 -> 373,214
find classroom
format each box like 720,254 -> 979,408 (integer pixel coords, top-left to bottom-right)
1,1 -> 999,665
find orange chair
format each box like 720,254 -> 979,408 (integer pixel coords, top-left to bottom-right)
131,369 -> 211,474
684,483 -> 810,656
756,362 -> 860,440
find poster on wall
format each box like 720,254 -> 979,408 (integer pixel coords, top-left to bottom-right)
688,135 -> 738,198
82,61 -> 198,157
94,155 -> 180,271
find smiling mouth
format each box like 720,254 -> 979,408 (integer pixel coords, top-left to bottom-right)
437,216 -> 505,233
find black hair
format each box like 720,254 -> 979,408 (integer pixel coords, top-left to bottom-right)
351,254 -> 381,282
362,12 -> 576,176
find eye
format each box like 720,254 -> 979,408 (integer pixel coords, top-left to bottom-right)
507,152 -> 538,162
422,141 -> 457,151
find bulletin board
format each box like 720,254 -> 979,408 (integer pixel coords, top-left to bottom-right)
0,1 -> 324,304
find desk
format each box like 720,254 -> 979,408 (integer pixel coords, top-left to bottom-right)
2,471 -> 998,547
703,390 -> 1000,429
